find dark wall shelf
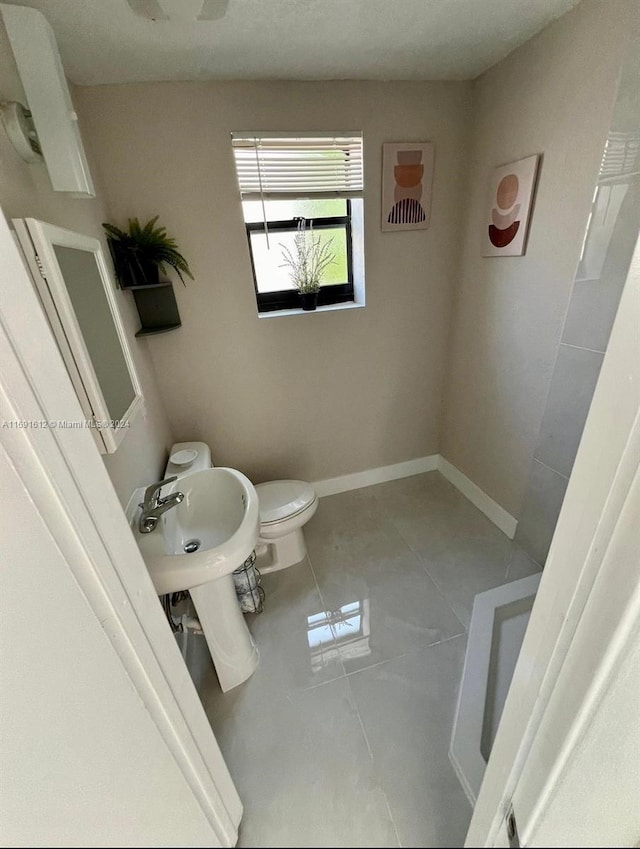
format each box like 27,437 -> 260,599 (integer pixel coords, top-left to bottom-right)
129,279 -> 182,337
124,280 -> 174,291
135,323 -> 182,337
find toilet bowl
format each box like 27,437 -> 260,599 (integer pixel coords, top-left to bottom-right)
254,479 -> 318,574
167,442 -> 318,575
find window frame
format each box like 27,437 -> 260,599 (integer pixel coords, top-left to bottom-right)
244,201 -> 355,313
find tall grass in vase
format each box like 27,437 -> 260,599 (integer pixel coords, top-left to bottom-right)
279,218 -> 336,311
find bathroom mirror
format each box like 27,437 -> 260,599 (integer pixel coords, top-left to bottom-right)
13,218 -> 142,453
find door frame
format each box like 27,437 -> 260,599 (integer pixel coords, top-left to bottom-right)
0,209 -> 242,846
467,235 -> 640,845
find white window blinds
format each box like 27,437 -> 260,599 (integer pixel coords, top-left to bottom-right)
599,131 -> 640,182
231,133 -> 363,200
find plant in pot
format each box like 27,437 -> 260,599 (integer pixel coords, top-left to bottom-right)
279,217 -> 335,311
102,216 -> 194,289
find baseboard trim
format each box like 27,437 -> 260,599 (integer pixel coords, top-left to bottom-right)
312,453 -> 518,540
438,456 -> 518,539
313,455 -> 439,498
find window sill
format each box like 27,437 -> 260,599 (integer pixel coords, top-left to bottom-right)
257,300 -> 365,319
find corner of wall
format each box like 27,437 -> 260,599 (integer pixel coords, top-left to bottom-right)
436,0 -> 632,518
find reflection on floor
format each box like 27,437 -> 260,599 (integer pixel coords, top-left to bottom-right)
187,471 -> 541,848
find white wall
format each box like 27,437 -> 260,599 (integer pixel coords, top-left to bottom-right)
0,18 -> 173,505
0,445 -> 219,847
441,0 -> 634,517
76,80 -> 471,484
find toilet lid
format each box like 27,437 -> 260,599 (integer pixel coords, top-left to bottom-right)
256,480 -> 316,525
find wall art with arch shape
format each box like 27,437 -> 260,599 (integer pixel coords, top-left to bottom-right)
483,154 -> 540,257
381,142 -> 434,232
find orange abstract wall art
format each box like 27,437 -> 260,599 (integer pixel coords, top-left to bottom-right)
382,142 -> 435,232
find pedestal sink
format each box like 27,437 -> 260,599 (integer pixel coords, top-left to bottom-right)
133,467 -> 260,691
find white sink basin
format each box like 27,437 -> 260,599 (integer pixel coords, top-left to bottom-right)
134,467 -> 260,595
133,467 -> 261,692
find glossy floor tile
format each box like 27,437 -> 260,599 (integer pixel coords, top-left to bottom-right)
244,557 -> 346,694
366,474 -> 520,628
306,489 -> 464,673
212,674 -> 399,848
348,637 -> 471,848
191,472 -> 539,847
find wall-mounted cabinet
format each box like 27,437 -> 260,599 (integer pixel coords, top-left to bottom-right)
14,219 -> 143,454
1,4 -> 95,197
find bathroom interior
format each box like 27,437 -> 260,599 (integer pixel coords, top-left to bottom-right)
1,1 -> 638,847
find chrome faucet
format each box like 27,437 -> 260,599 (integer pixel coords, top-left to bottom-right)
139,476 -> 184,534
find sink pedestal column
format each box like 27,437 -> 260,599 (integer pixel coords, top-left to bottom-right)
190,576 -> 259,691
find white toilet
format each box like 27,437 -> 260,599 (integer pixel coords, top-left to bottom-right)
166,441 -> 318,575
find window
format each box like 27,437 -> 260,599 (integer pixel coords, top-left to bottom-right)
232,133 -> 364,313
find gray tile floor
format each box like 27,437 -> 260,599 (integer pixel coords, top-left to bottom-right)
188,471 -> 541,848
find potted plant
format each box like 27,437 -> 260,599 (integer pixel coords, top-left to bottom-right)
102,216 -> 194,289
279,218 -> 336,311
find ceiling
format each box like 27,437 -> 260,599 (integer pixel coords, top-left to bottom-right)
3,0 -> 581,85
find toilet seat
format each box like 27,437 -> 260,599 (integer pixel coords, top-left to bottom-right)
255,480 -> 317,526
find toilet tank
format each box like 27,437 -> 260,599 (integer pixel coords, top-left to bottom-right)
164,441 -> 212,480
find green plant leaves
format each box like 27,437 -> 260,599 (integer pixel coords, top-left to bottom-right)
102,216 -> 194,287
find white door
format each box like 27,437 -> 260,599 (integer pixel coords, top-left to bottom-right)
467,239 -> 640,847
0,208 -> 242,846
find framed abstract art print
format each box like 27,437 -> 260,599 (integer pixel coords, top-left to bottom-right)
381,142 -> 434,232
483,154 -> 540,257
